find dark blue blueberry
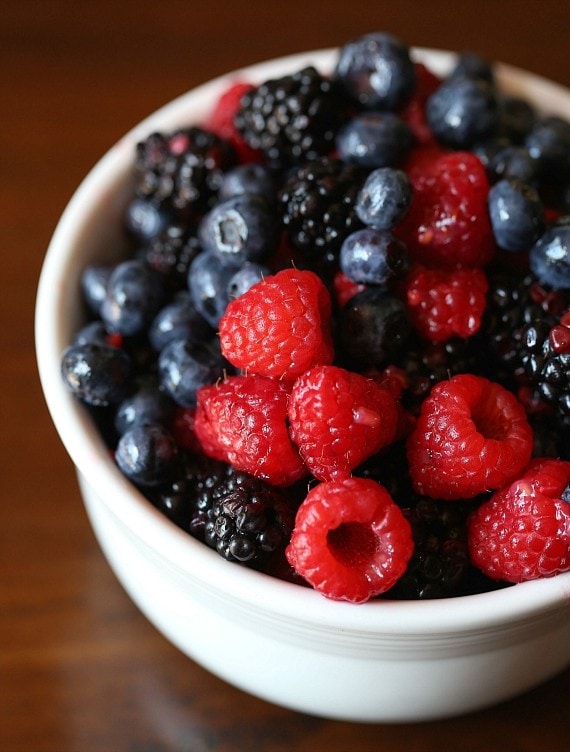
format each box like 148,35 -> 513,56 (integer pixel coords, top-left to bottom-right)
336,112 -> 413,168
101,259 -> 165,336
81,265 -> 113,315
525,116 -> 570,182
497,96 -> 536,143
488,179 -> 545,252
149,291 -> 213,351
124,197 -> 173,242
198,194 -> 280,266
486,145 -> 539,185
115,423 -> 179,487
529,224 -> 570,289
339,287 -> 411,366
218,164 -> 277,201
355,168 -> 412,229
61,342 -> 132,406
340,227 -> 410,286
158,338 -> 223,407
114,382 -> 176,435
426,76 -> 499,148
227,262 -> 269,300
449,51 -> 494,85
72,321 -> 112,347
334,32 -> 416,111
187,250 -> 238,327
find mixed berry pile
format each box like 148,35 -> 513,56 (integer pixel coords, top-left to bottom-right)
61,32 -> 570,603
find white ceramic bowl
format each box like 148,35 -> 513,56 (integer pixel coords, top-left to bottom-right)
36,47 -> 570,723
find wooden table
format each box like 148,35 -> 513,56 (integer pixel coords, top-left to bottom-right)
3,2 -> 569,749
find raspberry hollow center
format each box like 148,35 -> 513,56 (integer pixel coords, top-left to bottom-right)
327,522 -> 379,568
470,403 -> 508,441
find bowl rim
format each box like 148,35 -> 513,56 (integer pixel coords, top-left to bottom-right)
35,46 -> 570,635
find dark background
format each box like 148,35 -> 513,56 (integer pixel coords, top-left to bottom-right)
2,2 -> 569,750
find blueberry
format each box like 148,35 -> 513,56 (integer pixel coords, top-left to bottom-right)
124,197 -> 173,242
115,423 -> 179,487
488,178 -> 545,252
485,145 -> 539,185
187,250 -> 238,327
339,287 -> 411,366
497,96 -> 536,143
149,291 -> 213,351
61,342 -> 133,406
525,116 -> 570,182
81,265 -> 113,315
199,194 -> 280,266
529,224 -> 570,289
227,262 -> 269,300
101,259 -> 165,336
426,76 -> 499,148
158,338 -> 223,407
340,227 -> 410,286
336,112 -> 413,168
355,168 -> 412,229
449,51 -> 494,85
218,164 -> 277,201
334,32 -> 416,111
114,382 -> 175,435
72,321 -> 112,347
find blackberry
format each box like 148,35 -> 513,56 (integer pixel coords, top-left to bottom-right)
394,336 -> 482,416
279,156 -> 366,269
138,223 -> 202,290
134,127 -> 236,218
203,477 -> 295,564
234,66 -> 348,169
151,455 -> 236,531
477,269 -> 570,413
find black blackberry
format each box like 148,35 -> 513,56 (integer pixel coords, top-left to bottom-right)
134,126 -> 236,217
279,156 -> 366,268
477,269 -> 570,413
234,66 -> 348,169
203,477 -> 295,564
137,222 -> 202,290
394,335 -> 482,416
150,454 -> 234,531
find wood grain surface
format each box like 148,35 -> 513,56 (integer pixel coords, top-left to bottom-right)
2,2 -> 569,750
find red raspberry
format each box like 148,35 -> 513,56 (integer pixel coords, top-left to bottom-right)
396,151 -> 496,268
194,374 -> 307,487
219,268 -> 334,381
204,81 -> 264,164
288,365 -> 398,481
170,406 -> 201,452
468,458 -> 570,582
285,477 -> 414,603
332,270 -> 366,308
398,62 -> 441,146
404,264 -> 488,342
407,374 -> 533,500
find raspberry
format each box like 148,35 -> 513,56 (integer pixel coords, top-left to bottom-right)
407,374 -> 533,500
194,374 -> 307,487
468,458 -> 570,582
285,477 -> 414,602
218,268 -> 334,380
397,62 -> 441,147
204,81 -> 264,164
395,151 -> 496,268
332,270 -> 365,308
404,264 -> 489,342
288,365 -> 398,482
